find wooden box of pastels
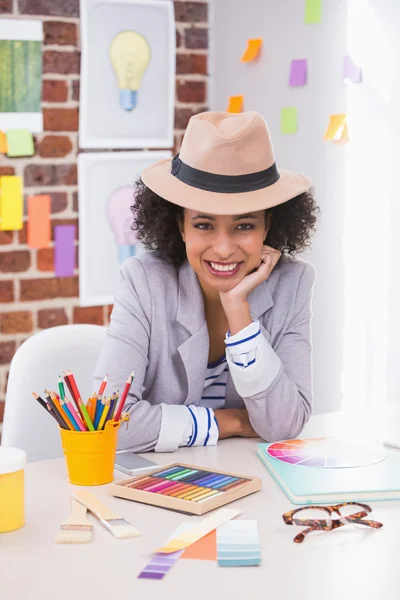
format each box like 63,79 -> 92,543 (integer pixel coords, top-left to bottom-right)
110,463 -> 262,515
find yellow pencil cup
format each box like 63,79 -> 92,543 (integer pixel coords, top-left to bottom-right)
0,447 -> 26,533
60,417 -> 128,486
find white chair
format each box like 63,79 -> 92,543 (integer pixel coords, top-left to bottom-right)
2,324 -> 106,462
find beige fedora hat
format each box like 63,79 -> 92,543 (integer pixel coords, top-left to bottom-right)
141,111 -> 311,215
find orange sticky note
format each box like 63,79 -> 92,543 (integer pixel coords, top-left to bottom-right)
227,95 -> 243,113
324,114 -> 347,140
241,38 -> 263,62
27,195 -> 51,248
0,131 -> 7,153
182,530 -> 217,561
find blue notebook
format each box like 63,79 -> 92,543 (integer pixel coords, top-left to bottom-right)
257,442 -> 400,504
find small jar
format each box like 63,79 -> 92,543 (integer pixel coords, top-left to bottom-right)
0,447 -> 26,533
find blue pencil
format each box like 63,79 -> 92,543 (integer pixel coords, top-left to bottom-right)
60,398 -> 79,431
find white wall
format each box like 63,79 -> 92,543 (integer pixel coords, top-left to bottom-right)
210,0 -> 400,414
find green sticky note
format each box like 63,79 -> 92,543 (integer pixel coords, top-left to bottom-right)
281,108 -> 297,134
305,0 -> 322,24
6,129 -> 34,157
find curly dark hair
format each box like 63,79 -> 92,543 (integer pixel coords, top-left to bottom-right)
131,179 -> 320,267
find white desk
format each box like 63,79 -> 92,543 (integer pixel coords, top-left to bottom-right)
2,412 -> 400,600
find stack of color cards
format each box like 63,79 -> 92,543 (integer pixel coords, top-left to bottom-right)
217,520 -> 261,567
111,463 -> 261,515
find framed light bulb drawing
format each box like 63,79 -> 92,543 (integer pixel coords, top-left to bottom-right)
79,0 -> 175,149
78,150 -> 171,306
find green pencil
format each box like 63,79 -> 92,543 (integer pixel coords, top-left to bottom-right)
58,376 -> 65,400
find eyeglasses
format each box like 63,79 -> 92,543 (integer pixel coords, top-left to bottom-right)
283,502 -> 383,543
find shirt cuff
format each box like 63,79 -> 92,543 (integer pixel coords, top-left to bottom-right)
154,405 -> 218,452
225,320 -> 261,367
226,331 -> 282,397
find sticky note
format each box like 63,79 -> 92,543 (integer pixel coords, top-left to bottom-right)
289,59 -> 307,86
343,55 -> 362,83
324,114 -> 347,140
28,195 -> 51,248
0,131 -> 7,153
241,39 -> 263,62
0,176 -> 23,230
281,108 -> 297,134
54,224 -> 75,277
227,96 -> 243,113
333,122 -> 350,144
305,0 -> 322,24
6,129 -> 34,157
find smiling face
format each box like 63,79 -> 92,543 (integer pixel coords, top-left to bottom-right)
179,209 -> 269,298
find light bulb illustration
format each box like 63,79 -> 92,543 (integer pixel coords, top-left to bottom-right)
109,30 -> 151,111
106,185 -> 138,264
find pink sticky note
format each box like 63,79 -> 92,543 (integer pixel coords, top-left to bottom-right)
54,225 -> 75,277
289,59 -> 307,86
343,55 -> 362,83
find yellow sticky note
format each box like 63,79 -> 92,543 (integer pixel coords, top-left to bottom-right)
227,95 -> 243,113
241,39 -> 263,62
0,176 -> 23,231
281,107 -> 297,134
324,114 -> 347,140
6,129 -> 34,157
333,122 -> 350,144
305,0 -> 322,24
0,131 -> 7,153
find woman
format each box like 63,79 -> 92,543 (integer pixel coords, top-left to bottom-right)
94,110 -> 319,453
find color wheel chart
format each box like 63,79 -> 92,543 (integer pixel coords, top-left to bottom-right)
267,437 -> 388,468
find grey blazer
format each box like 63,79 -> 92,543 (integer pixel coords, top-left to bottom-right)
93,251 -> 315,452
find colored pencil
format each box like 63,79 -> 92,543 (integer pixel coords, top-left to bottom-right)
97,399 -> 110,431
97,374 -> 108,397
44,389 -> 69,429
59,398 -> 79,431
50,391 -> 75,431
77,398 -> 95,432
86,396 -> 95,422
32,392 -> 59,425
93,394 -> 103,425
94,396 -> 107,430
63,371 -> 85,419
58,376 -> 65,400
114,371 -> 134,422
64,396 -> 86,431
104,396 -> 117,426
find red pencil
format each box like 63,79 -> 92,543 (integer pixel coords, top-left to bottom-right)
114,371 -> 134,422
63,370 -> 84,419
97,374 -> 108,397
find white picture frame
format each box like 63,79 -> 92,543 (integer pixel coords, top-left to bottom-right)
78,150 -> 172,306
79,0 -> 175,149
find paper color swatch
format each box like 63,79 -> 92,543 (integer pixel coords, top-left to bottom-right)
289,59 -> 307,86
227,96 -> 243,113
343,55 -> 362,83
0,131 -> 7,153
138,550 -> 183,580
305,0 -> 322,24
324,114 -> 348,142
182,529 -> 217,560
27,195 -> 51,248
156,508 -> 241,554
217,520 -> 261,567
6,129 -> 34,157
54,224 -> 75,277
0,176 -> 23,231
241,39 -> 262,62
281,108 -> 297,134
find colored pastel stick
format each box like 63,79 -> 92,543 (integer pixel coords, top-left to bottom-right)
64,396 -> 86,431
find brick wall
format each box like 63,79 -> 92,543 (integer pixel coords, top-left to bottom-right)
0,0 -> 209,424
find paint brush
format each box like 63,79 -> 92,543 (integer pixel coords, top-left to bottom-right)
73,489 -> 141,539
54,499 -> 92,544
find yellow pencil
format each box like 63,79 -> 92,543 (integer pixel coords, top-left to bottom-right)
97,398 -> 110,431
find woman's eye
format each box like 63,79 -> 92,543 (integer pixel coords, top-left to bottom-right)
194,223 -> 212,230
236,223 -> 255,231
